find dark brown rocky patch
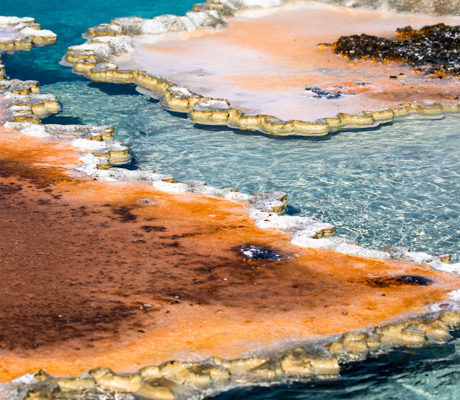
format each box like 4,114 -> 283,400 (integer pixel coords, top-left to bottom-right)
332,23 -> 460,76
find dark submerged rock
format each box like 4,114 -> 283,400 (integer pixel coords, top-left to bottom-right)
305,86 -> 349,99
399,275 -> 434,286
240,245 -> 283,261
367,275 -> 434,287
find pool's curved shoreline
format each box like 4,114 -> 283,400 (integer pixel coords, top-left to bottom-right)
57,0 -> 460,265
1,10 -> 460,400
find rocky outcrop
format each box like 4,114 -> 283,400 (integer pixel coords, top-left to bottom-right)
333,23 -> 460,76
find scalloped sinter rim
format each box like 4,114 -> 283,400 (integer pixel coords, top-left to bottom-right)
0,19 -> 58,123
2,7 -> 458,268
2,121 -> 458,387
0,64 -> 133,167
0,61 -> 334,245
58,4 -> 460,264
10,311 -> 460,400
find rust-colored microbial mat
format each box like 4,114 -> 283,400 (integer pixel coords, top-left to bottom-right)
0,127 -> 458,381
118,2 -> 460,122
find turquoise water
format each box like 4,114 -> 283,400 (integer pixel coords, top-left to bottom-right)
1,0 -> 459,398
1,0 -> 196,84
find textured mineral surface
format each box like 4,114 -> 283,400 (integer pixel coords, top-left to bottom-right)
318,0 -> 460,16
0,16 -> 56,51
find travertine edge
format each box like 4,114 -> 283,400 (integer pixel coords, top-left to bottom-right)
0,16 -> 56,51
8,300 -> 460,400
60,1 -> 460,268
2,11 -> 458,272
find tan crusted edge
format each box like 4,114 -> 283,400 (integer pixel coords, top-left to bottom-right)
1,20 -> 460,399
16,311 -> 460,400
64,58 -> 460,138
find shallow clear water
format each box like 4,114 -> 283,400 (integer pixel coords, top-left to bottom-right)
1,0 -> 459,398
41,80 -> 460,260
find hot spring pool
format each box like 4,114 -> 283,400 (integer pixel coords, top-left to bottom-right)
1,0 -> 459,398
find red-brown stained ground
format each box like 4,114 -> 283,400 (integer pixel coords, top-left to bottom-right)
0,127 -> 458,381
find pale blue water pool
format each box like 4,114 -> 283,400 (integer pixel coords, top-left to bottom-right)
1,0 -> 459,398
40,80 -> 460,261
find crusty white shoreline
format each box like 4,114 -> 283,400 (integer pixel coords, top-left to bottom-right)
60,0 -> 460,269
3,292 -> 460,400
